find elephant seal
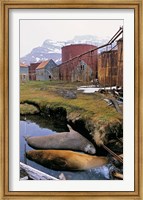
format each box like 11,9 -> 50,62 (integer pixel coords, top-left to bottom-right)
25,125 -> 96,154
26,150 -> 108,171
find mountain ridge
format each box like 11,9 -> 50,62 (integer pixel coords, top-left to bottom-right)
20,35 -> 109,65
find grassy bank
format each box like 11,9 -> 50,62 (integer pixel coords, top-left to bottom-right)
20,80 -> 123,145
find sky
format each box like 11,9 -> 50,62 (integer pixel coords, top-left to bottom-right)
20,19 -> 123,57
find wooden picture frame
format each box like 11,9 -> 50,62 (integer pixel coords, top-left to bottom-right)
0,0 -> 142,199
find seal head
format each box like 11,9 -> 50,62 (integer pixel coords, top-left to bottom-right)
85,144 -> 96,154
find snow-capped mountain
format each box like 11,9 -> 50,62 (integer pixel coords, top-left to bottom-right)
20,35 -> 109,65
20,39 -> 66,65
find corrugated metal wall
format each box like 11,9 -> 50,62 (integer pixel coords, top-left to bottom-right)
98,39 -> 123,87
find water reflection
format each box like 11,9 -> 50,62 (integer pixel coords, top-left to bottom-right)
20,115 -> 110,180
20,115 -> 68,132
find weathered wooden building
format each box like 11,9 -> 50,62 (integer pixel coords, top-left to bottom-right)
98,38 -> 123,87
71,60 -> 93,82
50,65 -> 59,80
36,59 -> 59,81
20,63 -> 29,82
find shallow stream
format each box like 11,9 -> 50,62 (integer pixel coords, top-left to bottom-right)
20,115 -> 111,180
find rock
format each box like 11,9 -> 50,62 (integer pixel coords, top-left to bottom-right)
58,90 -> 77,99
20,176 -> 29,180
59,173 -> 66,180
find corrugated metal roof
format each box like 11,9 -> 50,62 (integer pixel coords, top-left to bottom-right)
20,63 -> 28,68
36,60 -> 50,69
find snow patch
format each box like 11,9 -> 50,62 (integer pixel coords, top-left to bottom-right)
36,57 -> 41,62
77,85 -> 117,93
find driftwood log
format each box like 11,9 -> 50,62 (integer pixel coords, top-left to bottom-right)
110,98 -> 122,114
20,162 -> 59,180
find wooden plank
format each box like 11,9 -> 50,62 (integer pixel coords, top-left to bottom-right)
20,162 -> 59,180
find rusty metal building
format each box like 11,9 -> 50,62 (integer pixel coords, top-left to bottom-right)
62,44 -> 97,62
116,38 -> 123,86
98,38 -> 123,87
98,50 -> 118,86
59,44 -> 98,82
29,62 -> 41,80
